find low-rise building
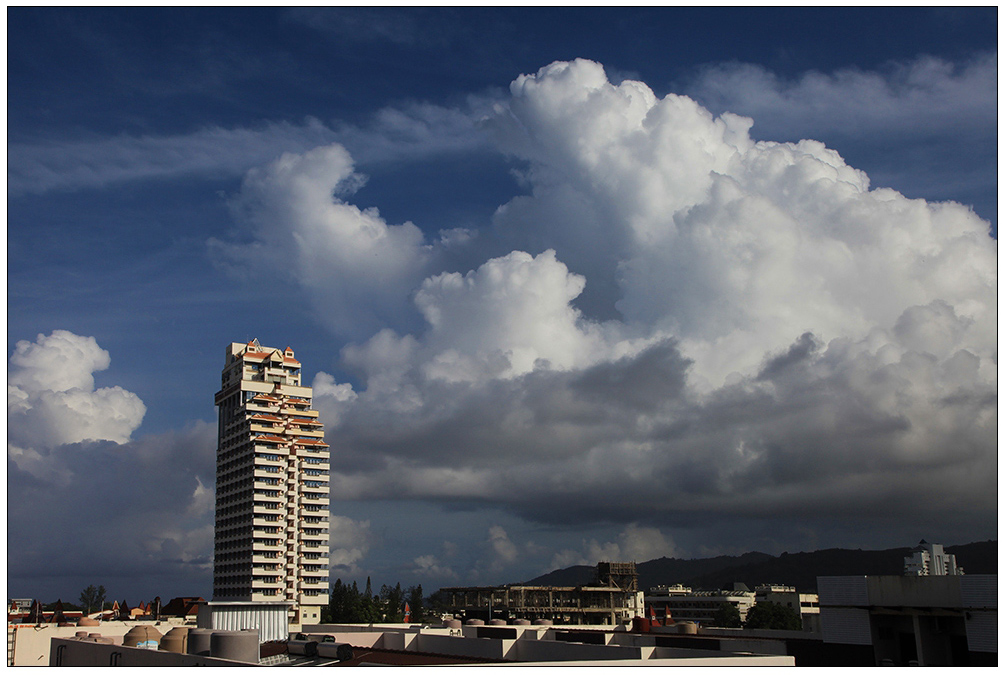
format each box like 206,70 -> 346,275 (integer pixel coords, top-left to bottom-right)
755,584 -> 820,632
645,585 -> 756,624
441,561 -> 643,625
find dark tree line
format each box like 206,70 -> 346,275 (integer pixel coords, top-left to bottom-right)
324,578 -> 426,624
710,601 -> 802,630
78,585 -> 107,614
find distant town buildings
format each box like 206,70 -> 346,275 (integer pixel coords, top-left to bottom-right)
644,583 -> 820,632
646,584 -> 756,624
212,340 -> 331,625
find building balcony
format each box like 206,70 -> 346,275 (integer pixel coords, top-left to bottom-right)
249,423 -> 282,434
245,403 -> 280,413
253,444 -> 289,456
283,408 -> 318,418
251,591 -> 281,601
286,428 -> 325,438
299,496 -> 330,507
299,592 -> 328,604
300,551 -> 329,562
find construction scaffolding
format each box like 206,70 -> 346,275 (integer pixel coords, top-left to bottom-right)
441,562 -> 641,626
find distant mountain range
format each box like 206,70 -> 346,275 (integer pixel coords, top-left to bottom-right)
521,541 -> 997,593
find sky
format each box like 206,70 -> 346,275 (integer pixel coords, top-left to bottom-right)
7,7 -> 998,605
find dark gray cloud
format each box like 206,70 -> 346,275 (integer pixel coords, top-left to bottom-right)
7,424 -> 217,600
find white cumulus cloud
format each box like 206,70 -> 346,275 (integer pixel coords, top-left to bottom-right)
250,58 -> 996,550
8,331 -> 146,474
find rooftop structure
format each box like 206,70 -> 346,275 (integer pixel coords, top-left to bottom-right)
213,340 -> 330,625
818,573 -> 996,666
47,622 -> 798,666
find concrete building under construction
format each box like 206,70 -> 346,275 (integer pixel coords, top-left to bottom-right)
441,562 -> 643,625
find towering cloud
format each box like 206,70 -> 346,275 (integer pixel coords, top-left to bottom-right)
223,58 -> 995,551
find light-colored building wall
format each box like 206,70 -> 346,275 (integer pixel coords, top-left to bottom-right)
755,584 -> 820,632
646,586 -> 756,623
213,340 -> 330,625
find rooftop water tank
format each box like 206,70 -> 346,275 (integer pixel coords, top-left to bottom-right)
160,626 -> 190,653
210,629 -> 259,663
123,625 -> 162,649
186,628 -> 213,656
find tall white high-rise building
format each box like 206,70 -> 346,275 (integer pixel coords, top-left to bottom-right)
903,540 -> 963,576
213,339 -> 330,624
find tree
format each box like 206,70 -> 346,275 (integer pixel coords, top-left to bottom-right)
325,579 -> 344,623
743,602 -> 802,631
78,585 -> 106,615
426,589 -> 451,618
360,577 -> 379,623
712,602 -> 742,628
406,584 -> 425,623
379,583 -> 405,622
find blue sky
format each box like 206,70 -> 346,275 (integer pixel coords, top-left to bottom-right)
8,7 -> 997,605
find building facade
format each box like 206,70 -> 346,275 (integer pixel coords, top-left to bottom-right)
213,340 -> 330,624
645,585 -> 756,624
